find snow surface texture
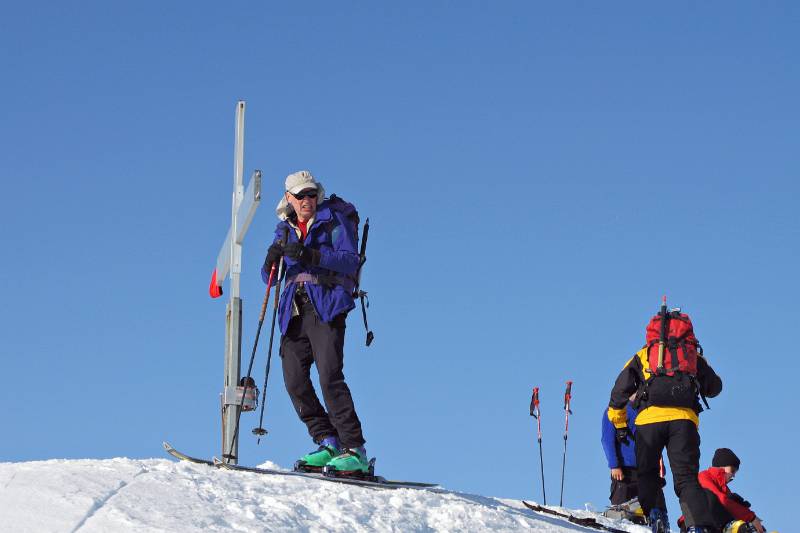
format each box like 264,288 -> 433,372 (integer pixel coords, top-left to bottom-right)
0,458 -> 649,532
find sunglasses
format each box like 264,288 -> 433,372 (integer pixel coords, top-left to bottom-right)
292,190 -> 318,201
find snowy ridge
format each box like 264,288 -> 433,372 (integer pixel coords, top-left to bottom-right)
0,458 -> 649,532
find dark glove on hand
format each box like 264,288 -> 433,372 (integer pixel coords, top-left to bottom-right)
730,493 -> 751,508
284,242 -> 321,266
264,242 -> 284,271
615,427 -> 632,445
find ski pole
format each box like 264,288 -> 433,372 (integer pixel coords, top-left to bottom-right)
222,262 -> 274,461
225,228 -> 287,461
529,387 -> 546,505
253,228 -> 290,442
559,380 -> 573,507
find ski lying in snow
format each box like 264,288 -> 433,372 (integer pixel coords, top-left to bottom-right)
162,441 -> 215,466
213,457 -> 440,491
522,501 -> 628,533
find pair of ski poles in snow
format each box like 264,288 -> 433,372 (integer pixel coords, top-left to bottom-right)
225,228 -> 290,461
529,381 -> 573,507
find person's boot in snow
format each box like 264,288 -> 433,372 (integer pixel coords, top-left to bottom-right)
324,446 -> 370,476
294,436 -> 340,472
648,508 -> 668,533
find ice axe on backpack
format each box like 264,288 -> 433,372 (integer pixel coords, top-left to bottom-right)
656,295 -> 669,374
355,217 -> 374,346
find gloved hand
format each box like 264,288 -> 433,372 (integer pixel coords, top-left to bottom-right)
730,493 -> 751,508
264,242 -> 284,271
284,242 -> 321,266
615,427 -> 632,445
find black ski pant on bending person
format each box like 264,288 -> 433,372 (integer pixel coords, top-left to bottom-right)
610,467 -> 667,508
611,467 -> 639,505
635,419 -> 713,529
678,491 -> 739,533
704,488 -> 741,533
280,297 -> 365,449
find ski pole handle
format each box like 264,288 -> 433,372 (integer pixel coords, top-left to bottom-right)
529,387 -> 540,417
272,227 -> 290,310
563,381 -> 573,413
563,381 -> 573,439
259,264 -> 277,322
259,228 -> 289,321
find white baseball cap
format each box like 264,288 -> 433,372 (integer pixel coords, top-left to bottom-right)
276,170 -> 326,219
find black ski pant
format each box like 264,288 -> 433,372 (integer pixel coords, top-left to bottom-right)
280,299 -> 365,449
704,488 -> 738,533
610,467 -> 639,505
635,419 -> 714,528
610,467 -> 667,509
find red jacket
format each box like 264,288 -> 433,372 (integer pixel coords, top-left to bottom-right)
698,467 -> 756,522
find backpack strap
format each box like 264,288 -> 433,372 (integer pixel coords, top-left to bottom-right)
667,337 -> 680,373
693,343 -> 711,410
690,375 -> 711,411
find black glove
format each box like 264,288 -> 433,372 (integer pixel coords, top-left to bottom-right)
284,242 -> 321,266
730,493 -> 751,508
615,427 -> 632,445
264,242 -> 284,271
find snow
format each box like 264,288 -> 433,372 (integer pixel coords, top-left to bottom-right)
0,457 -> 650,532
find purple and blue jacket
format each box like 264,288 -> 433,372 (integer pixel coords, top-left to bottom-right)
261,199 -> 359,335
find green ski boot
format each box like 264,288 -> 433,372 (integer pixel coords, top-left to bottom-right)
294,436 -> 340,473
322,446 -> 372,478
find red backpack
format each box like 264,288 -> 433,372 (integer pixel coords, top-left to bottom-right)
645,310 -> 701,376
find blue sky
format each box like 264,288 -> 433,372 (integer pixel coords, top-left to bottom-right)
1,2 -> 797,530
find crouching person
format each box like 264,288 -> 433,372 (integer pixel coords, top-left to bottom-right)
677,448 -> 766,533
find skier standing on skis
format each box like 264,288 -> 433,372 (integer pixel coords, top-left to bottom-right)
262,170 -> 368,476
608,304 -> 722,533
677,448 -> 766,533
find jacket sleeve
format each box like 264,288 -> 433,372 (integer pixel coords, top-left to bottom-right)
316,212 -> 360,276
698,468 -> 756,522
608,356 -> 641,429
601,411 -> 620,468
696,356 -> 722,399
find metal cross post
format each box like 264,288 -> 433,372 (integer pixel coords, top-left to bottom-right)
209,101 -> 262,464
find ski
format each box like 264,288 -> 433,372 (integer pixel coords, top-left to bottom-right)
603,497 -> 647,525
213,457 -> 440,491
522,501 -> 629,533
163,441 -> 439,491
162,441 -> 215,466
